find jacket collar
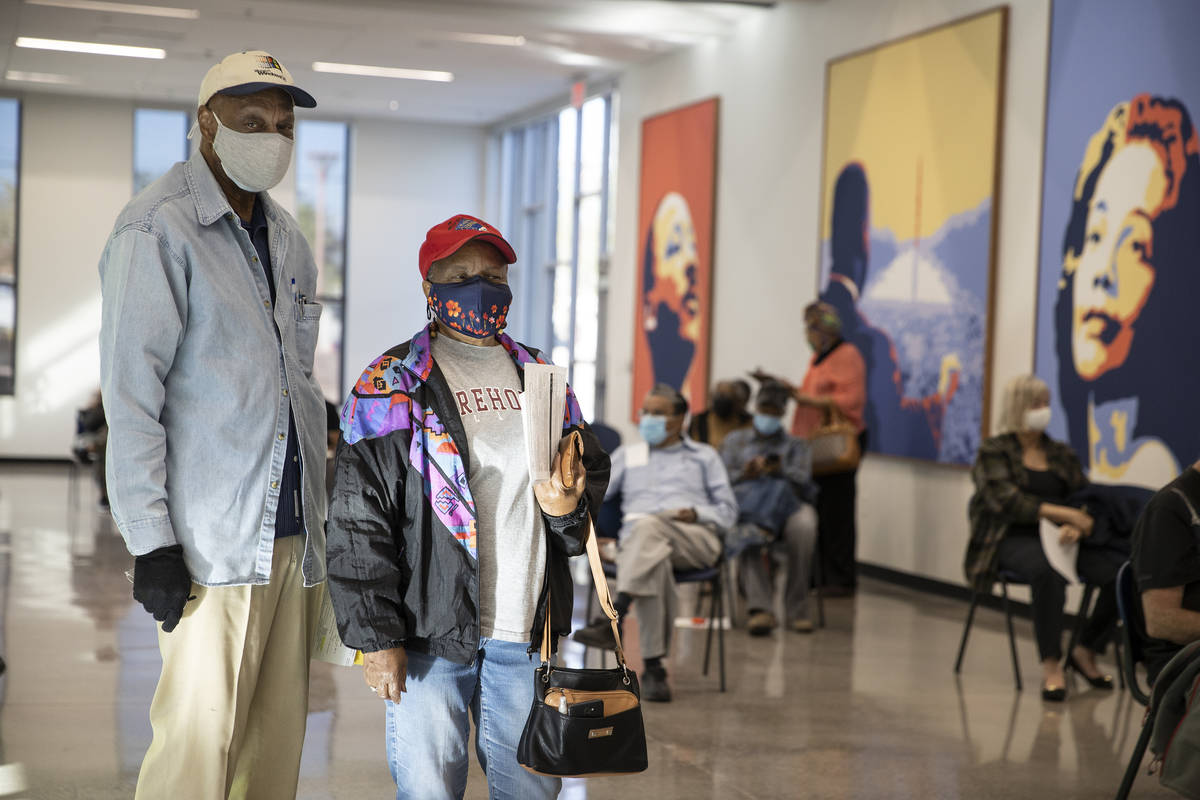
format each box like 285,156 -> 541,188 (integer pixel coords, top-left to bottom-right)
185,148 -> 282,230
401,323 -> 551,383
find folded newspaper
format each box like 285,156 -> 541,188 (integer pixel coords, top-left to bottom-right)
522,362 -> 569,482
311,585 -> 362,666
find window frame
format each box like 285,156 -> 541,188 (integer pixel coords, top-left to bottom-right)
131,106 -> 191,196
293,117 -> 351,401
0,95 -> 20,396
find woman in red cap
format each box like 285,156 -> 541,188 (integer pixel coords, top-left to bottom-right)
326,214 -> 610,800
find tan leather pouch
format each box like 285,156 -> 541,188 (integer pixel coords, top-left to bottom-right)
543,687 -> 640,717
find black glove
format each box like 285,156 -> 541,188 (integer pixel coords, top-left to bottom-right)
133,545 -> 192,632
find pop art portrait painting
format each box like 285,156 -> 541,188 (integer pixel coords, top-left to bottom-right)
632,98 -> 718,417
1034,0 -> 1200,488
817,9 -> 1007,465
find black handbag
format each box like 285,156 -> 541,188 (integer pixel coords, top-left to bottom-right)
517,519 -> 648,777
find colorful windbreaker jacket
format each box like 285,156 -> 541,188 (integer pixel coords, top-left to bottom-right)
326,324 -> 610,664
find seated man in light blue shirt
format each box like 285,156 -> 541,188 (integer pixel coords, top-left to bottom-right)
574,384 -> 737,702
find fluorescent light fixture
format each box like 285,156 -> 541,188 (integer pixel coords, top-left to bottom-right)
547,49 -> 607,69
4,69 -> 80,84
442,32 -> 526,47
15,36 -> 165,58
312,61 -> 452,83
24,0 -> 199,19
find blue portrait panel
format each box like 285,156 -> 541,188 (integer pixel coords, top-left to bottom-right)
1034,0 -> 1200,488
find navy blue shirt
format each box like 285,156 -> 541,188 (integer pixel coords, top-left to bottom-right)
243,199 -> 303,538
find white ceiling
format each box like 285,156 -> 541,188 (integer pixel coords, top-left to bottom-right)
0,0 -> 768,125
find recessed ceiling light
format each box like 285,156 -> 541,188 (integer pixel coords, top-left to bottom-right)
4,69 -> 80,85
441,32 -> 526,47
24,0 -> 198,19
15,36 -> 166,59
312,61 -> 452,83
388,100 -> 399,111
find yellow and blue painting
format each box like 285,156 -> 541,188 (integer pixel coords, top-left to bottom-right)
817,9 -> 1006,465
1034,0 -> 1200,489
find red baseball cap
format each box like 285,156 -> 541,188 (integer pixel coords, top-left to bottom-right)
419,214 -> 517,280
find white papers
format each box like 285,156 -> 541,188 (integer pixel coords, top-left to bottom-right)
624,441 -> 650,468
311,586 -> 362,667
521,362 -> 569,482
1039,519 -> 1081,585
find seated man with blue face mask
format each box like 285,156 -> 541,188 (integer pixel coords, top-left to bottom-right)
574,384 -> 737,702
721,381 -> 819,635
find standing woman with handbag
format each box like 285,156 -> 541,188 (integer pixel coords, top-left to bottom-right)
760,302 -> 867,596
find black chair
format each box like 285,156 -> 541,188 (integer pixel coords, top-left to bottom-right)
953,571 -> 1103,691
583,515 -> 724,690
1114,560 -> 1154,800
1115,561 -> 1151,706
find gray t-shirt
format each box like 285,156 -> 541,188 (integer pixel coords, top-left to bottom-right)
432,333 -> 546,643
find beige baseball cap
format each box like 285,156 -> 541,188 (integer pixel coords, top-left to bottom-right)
197,50 -> 316,109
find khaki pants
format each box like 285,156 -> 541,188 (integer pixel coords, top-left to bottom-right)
135,535 -> 322,800
616,515 -> 722,661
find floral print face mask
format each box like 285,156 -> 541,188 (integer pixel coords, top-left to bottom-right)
428,276 -> 513,339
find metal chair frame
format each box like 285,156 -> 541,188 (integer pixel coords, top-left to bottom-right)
953,571 -> 1111,692
584,558 -> 728,692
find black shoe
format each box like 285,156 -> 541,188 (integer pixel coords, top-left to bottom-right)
1041,683 -> 1066,702
1066,653 -> 1115,690
573,618 -> 617,650
641,666 -> 671,702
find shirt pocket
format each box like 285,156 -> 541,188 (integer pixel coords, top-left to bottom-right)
293,299 -> 323,372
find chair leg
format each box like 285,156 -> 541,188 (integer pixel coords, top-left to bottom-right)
1002,581 -> 1022,691
954,589 -> 982,674
717,566 -> 726,692
702,578 -> 716,678
1114,633 -> 1127,690
812,533 -> 826,629
1064,584 -> 1097,668
1115,705 -> 1157,800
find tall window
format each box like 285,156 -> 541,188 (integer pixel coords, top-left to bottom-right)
133,108 -> 188,194
294,120 -> 349,401
495,92 -> 616,422
0,99 -> 18,395
497,117 -> 558,351
555,94 -> 615,422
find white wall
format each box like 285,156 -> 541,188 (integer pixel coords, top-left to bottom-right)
606,0 -> 1053,587
0,94 -> 484,458
342,119 -> 486,391
0,94 -> 132,459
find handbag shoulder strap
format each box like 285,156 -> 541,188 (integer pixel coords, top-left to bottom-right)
541,515 -> 627,668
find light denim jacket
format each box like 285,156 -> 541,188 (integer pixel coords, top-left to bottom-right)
98,150 -> 327,587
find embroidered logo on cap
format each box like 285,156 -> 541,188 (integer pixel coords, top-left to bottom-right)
453,218 -> 487,232
254,54 -> 285,78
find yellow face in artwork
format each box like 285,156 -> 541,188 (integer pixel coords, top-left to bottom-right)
645,192 -> 701,342
1071,143 -> 1167,381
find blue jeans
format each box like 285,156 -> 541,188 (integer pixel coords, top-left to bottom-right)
384,638 -> 560,800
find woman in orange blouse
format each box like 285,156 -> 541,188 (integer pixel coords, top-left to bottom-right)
759,302 -> 867,595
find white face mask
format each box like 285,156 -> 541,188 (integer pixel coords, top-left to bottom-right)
211,112 -> 292,193
1025,406 -> 1052,433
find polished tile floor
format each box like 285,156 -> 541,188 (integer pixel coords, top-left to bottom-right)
0,464 -> 1175,798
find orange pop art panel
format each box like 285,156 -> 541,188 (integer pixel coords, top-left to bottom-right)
632,97 -> 719,419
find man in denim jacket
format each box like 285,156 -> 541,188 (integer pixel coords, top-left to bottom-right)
98,51 -> 326,800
